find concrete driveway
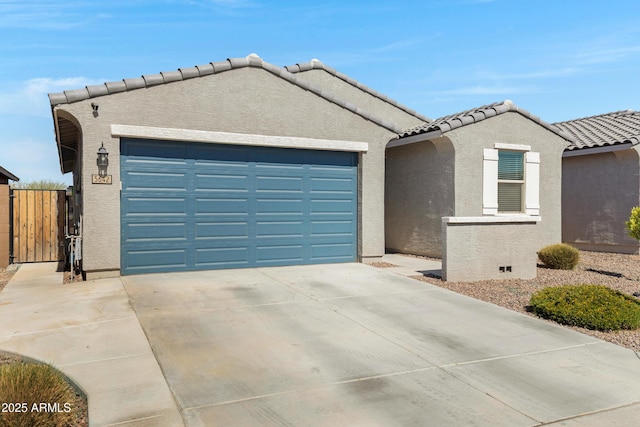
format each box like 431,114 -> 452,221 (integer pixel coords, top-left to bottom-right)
3,262 -> 640,426
120,263 -> 640,426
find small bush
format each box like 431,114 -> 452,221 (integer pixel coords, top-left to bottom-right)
0,362 -> 79,427
537,243 -> 580,270
529,285 -> 640,331
625,206 -> 640,241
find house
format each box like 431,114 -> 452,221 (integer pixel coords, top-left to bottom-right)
554,110 -> 640,254
0,166 -> 19,269
49,54 -> 424,279
49,55 -> 577,281
386,101 -> 575,281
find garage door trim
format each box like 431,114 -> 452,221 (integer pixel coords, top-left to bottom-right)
112,124 -> 369,153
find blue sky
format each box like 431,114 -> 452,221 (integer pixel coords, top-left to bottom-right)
2,0 -> 639,185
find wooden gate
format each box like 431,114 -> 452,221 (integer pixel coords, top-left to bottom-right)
12,190 -> 65,263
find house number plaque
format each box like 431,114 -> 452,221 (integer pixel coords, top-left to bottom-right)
92,174 -> 113,184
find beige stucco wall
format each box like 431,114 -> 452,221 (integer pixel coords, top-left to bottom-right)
442,219 -> 538,281
447,112 -> 566,250
292,69 -> 428,131
53,67 -> 397,276
385,136 -> 455,257
562,148 -> 640,254
385,112 -> 567,277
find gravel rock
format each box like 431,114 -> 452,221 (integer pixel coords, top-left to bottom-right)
410,251 -> 640,352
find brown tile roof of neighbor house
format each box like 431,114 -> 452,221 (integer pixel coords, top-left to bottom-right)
285,59 -> 432,123
399,100 -> 576,144
48,54 -> 404,134
553,110 -> 640,150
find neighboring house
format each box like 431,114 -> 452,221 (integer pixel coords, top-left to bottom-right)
554,110 -> 640,254
386,101 -> 575,281
49,54 -> 423,279
0,166 -> 19,269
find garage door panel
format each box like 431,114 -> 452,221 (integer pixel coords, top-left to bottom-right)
124,248 -> 188,273
256,198 -> 304,215
194,145 -> 251,164
123,139 -> 190,162
255,221 -> 304,238
308,150 -> 358,167
255,175 -> 304,192
195,173 -> 249,192
123,171 -> 189,191
310,177 -> 355,193
256,245 -> 304,264
310,220 -> 354,236
121,138 -> 357,274
310,199 -> 355,214
195,247 -> 251,267
195,221 -> 249,239
125,222 -> 188,241
195,198 -> 250,215
124,197 -> 188,216
311,243 -> 355,260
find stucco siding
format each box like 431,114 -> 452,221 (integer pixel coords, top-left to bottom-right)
293,69 -> 428,131
447,112 -> 565,250
385,137 -> 455,257
562,148 -> 640,254
54,67 -> 396,274
443,218 -> 538,281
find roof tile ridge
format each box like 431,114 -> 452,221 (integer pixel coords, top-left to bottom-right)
49,54 -> 256,106
400,100 -> 575,144
284,58 -> 431,123
47,54 -> 403,134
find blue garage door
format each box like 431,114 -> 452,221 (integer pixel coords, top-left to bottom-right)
120,138 -> 358,275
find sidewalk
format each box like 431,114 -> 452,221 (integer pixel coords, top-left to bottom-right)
0,263 -> 183,427
377,253 -> 442,277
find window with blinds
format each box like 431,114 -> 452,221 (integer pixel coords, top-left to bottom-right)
497,151 -> 524,212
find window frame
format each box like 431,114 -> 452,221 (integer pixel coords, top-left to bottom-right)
483,144 -> 540,216
497,150 -> 525,213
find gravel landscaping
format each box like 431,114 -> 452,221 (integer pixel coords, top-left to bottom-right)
0,267 -> 17,293
409,251 -> 640,353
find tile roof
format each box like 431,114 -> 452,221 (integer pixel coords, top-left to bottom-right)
285,59 -> 431,123
553,110 -> 640,150
399,100 -> 576,143
48,54 -> 403,134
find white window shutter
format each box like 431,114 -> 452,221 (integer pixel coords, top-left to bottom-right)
525,151 -> 540,215
483,149 -> 498,215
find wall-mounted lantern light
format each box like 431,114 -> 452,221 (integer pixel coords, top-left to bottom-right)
97,143 -> 109,177
92,142 -> 112,184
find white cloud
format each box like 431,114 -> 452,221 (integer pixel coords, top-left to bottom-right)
0,77 -> 106,117
475,67 -> 582,81
0,1 -> 89,30
574,45 -> 640,65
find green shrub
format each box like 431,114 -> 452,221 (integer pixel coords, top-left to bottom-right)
537,243 -> 580,270
529,285 -> 640,331
625,206 -> 640,241
0,362 -> 78,427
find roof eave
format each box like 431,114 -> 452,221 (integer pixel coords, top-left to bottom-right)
0,166 -> 19,182
563,141 -> 635,157
388,129 -> 443,148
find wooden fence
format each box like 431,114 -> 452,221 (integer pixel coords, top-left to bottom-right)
12,189 -> 66,263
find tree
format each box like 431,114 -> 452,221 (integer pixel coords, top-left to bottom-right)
10,180 -> 68,190
625,207 -> 640,241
